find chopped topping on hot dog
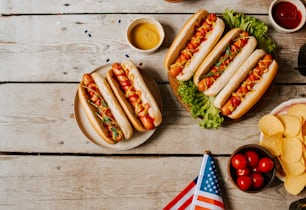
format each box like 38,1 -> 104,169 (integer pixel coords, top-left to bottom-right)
221,54 -> 273,115
197,31 -> 250,92
169,13 -> 218,78
82,74 -> 124,143
111,63 -> 155,130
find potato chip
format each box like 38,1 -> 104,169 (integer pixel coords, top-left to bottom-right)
284,173 -> 306,195
277,114 -> 302,137
287,104 -> 306,119
259,114 -> 284,136
280,157 -> 305,176
258,104 -> 306,195
259,134 -> 282,156
303,145 -> 306,160
302,120 -> 306,136
297,129 -> 304,143
281,137 -> 303,163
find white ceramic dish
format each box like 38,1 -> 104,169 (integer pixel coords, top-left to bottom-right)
74,64 -> 161,150
126,17 -> 165,54
268,0 -> 306,33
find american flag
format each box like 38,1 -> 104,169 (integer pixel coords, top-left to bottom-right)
190,153 -> 224,210
164,153 -> 224,210
163,177 -> 198,210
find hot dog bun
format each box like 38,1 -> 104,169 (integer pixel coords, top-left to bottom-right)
217,49 -> 278,119
106,60 -> 162,132
78,73 -> 133,145
214,49 -> 266,109
193,28 -> 257,96
164,10 -> 225,81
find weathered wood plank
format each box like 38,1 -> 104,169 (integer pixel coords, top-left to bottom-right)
1,0 -> 305,208
1,83 -> 305,154
1,0 -> 274,15
0,14 -> 305,83
0,155 -> 304,210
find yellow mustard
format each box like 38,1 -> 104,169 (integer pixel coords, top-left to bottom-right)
130,23 -> 160,50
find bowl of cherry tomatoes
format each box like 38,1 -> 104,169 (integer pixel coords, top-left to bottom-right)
228,144 -> 276,193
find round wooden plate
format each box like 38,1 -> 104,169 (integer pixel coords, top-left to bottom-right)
168,72 -> 191,112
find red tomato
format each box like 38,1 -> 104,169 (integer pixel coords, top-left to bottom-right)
231,154 -> 248,170
252,166 -> 261,173
251,173 -> 265,189
258,157 -> 274,172
236,175 -> 252,191
245,150 -> 259,168
236,167 -> 251,176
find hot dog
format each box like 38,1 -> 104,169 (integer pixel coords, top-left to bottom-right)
215,49 -> 278,119
78,72 -> 134,145
164,10 -> 225,81
106,60 -> 162,132
193,28 -> 257,96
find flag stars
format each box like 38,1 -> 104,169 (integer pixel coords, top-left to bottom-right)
166,154 -> 224,210
193,155 -> 224,209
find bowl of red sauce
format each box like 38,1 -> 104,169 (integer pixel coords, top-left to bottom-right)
269,0 -> 306,33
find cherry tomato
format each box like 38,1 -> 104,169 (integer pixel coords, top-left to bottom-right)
236,167 -> 251,176
252,166 -> 261,173
258,157 -> 274,172
236,175 -> 252,191
245,150 -> 259,168
251,173 -> 265,189
231,154 -> 248,170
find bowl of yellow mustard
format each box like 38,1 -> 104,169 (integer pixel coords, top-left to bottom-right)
126,17 -> 165,54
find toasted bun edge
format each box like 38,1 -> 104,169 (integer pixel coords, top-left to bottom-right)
78,83 -> 115,145
193,28 -> 243,86
91,72 -> 134,139
164,9 -> 209,72
214,49 -> 266,109
176,17 -> 225,81
228,60 -> 278,119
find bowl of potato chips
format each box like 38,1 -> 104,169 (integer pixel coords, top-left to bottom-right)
258,98 -> 306,195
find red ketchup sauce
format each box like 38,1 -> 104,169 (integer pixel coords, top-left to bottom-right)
272,1 -> 302,29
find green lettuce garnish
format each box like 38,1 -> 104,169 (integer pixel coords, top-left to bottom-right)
174,10 -> 277,129
177,80 -> 224,129
222,9 -> 277,54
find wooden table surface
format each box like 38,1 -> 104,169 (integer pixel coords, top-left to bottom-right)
1,0 -> 306,209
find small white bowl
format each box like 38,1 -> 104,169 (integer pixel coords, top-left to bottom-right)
268,0 -> 306,33
126,17 -> 165,54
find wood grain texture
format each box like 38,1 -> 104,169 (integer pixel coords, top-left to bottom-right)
0,14 -> 305,83
0,83 -> 305,154
1,0 -> 273,14
1,0 -> 306,208
0,155 -> 304,210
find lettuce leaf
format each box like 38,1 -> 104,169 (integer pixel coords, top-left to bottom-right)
177,80 -> 224,129
175,10 -> 277,129
222,9 -> 277,54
